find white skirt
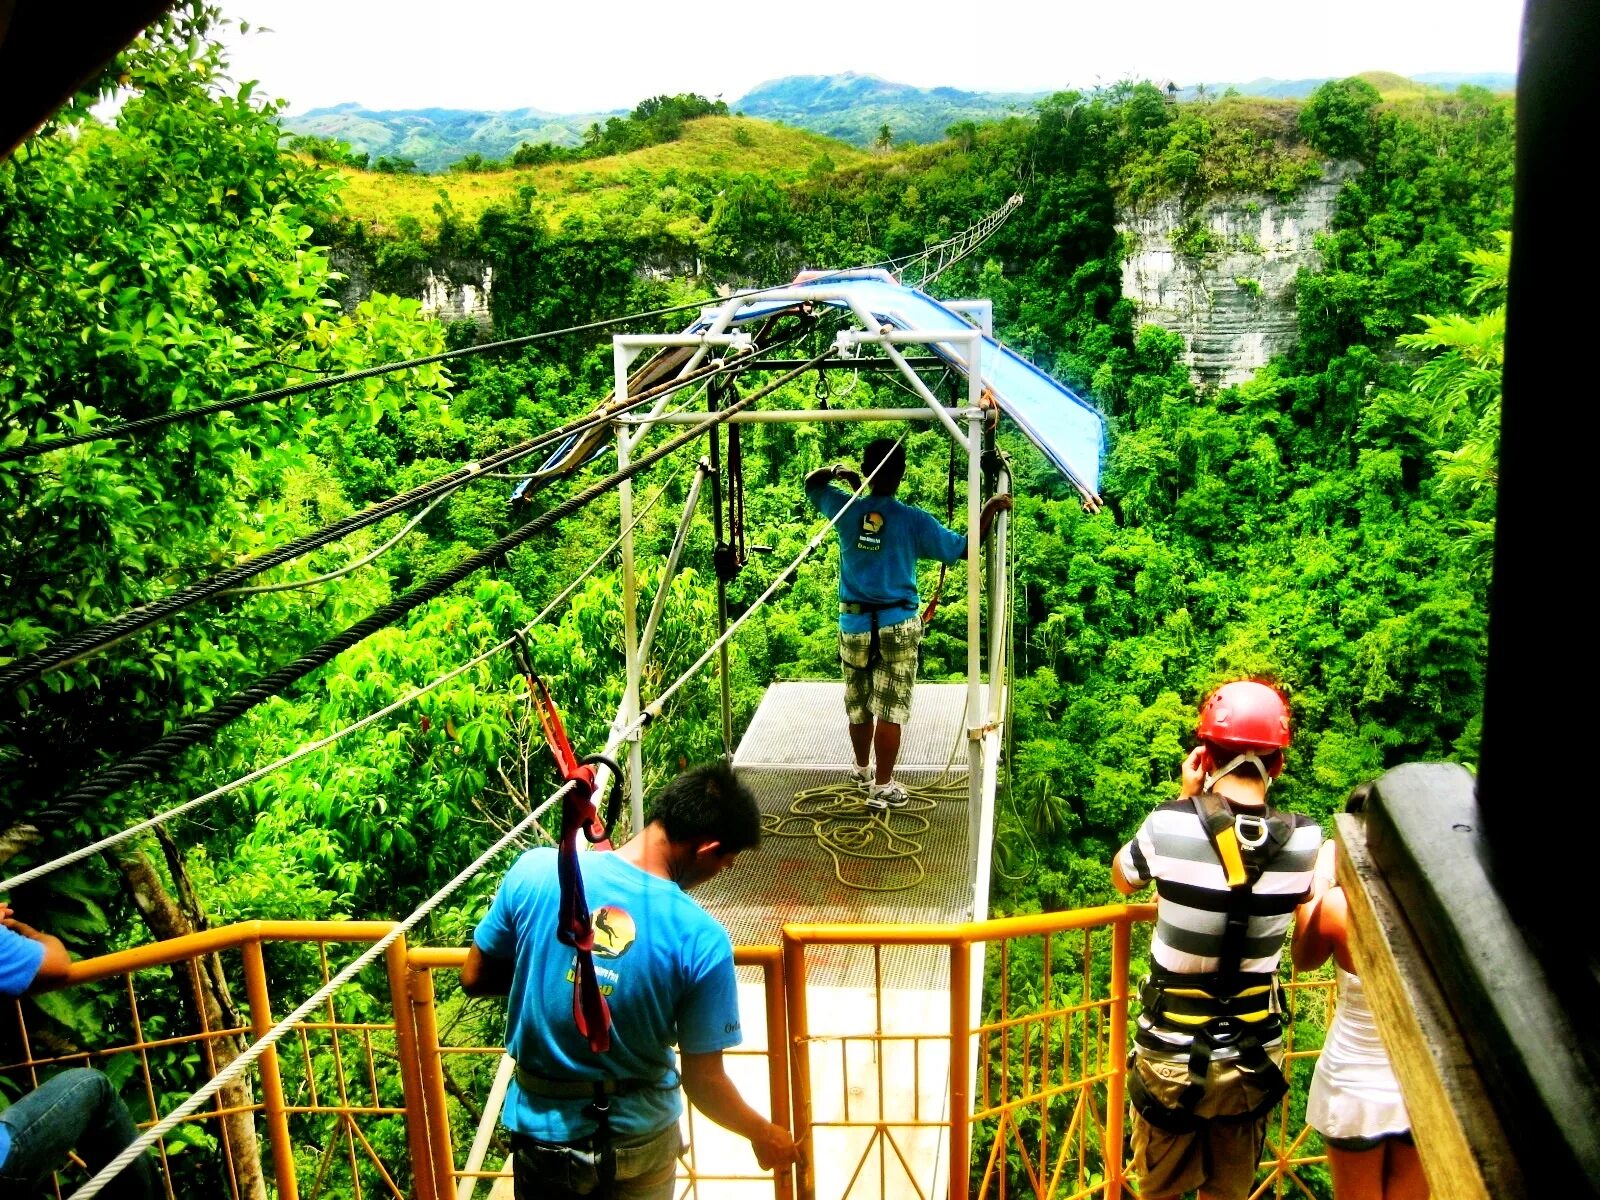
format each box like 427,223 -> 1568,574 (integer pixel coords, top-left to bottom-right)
1306,968 -> 1411,1146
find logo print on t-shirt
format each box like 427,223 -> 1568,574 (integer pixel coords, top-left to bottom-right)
856,511 -> 884,552
591,906 -> 637,959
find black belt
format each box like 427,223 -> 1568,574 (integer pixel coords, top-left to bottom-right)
840,602 -> 912,668
514,1067 -> 669,1195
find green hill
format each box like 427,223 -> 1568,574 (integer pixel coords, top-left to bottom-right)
331,116 -> 869,237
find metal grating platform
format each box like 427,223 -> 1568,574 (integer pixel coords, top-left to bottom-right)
733,681 -> 984,771
698,765 -> 972,990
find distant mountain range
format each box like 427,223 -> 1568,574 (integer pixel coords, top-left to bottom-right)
282,70 -> 1516,171
284,102 -> 625,172
732,72 -> 1046,145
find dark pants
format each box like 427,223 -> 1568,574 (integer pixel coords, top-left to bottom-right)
512,1124 -> 679,1199
0,1068 -> 158,1199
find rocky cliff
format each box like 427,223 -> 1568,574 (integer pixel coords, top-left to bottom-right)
1119,160 -> 1361,387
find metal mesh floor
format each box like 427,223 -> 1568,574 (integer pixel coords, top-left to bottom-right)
733,681 -> 985,771
698,766 -> 972,990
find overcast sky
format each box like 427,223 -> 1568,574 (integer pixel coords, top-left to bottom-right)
218,0 -> 1524,115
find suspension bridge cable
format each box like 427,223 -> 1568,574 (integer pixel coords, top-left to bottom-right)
0,470 -> 682,895
31,351 -> 833,829
65,778 -> 577,1200
0,261 -> 900,467
0,346 -> 780,693
217,488 -> 450,598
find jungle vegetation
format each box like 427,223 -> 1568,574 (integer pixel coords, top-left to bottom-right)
0,8 -> 1511,1194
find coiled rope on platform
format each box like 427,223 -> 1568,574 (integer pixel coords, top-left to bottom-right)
761,773 -> 969,892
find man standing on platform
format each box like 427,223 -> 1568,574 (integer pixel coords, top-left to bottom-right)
805,438 -> 1010,811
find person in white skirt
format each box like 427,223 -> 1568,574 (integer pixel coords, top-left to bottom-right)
1292,789 -> 1428,1199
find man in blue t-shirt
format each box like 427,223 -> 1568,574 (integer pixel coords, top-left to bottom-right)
1,908 -> 157,1198
463,763 -> 797,1198
805,438 -> 1011,810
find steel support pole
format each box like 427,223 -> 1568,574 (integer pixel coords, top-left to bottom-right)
615,345 -> 645,836
638,462 -> 707,666
987,465 -> 1010,726
965,405 -> 984,834
241,940 -> 298,1200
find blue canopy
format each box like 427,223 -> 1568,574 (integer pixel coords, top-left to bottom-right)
702,270 -> 1104,500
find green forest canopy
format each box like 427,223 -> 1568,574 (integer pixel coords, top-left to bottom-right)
0,13 -> 1510,1192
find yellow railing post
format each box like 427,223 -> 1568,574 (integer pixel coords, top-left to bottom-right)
753,948 -> 796,1200
950,939 -> 972,1200
1105,916 -> 1132,1198
410,964 -> 460,1200
385,935 -> 440,1200
782,935 -> 815,1200
241,939 -> 299,1200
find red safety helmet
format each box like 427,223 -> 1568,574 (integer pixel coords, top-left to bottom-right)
1197,680 -> 1291,765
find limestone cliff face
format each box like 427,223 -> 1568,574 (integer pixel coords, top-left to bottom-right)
1118,160 -> 1360,387
329,250 -> 495,329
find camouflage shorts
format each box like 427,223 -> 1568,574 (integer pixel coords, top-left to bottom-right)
840,617 -> 922,725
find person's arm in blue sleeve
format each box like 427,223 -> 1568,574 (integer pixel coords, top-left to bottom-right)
918,495 -> 1013,563
678,932 -> 799,1170
461,868 -> 520,996
1,909 -> 72,996
804,465 -> 857,519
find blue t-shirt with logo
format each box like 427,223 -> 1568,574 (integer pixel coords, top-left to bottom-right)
807,482 -> 967,634
473,847 -> 741,1141
0,924 -> 46,1165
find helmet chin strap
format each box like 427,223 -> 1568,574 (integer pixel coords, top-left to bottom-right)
1205,751 -> 1273,794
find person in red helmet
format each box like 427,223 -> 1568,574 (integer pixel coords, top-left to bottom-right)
1111,681 -> 1324,1200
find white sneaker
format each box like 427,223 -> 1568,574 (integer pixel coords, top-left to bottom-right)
847,765 -> 872,791
869,780 -> 910,810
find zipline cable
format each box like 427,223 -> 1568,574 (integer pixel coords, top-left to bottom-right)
0,343 -> 790,693
32,350 -> 834,829
0,469 -> 682,895
217,488 -> 450,598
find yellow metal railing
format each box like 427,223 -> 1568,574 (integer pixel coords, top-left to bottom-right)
1,910 -> 1332,1200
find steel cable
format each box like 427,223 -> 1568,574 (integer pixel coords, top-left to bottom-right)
0,347 -> 776,693
31,351 -> 832,828
0,469 -> 681,894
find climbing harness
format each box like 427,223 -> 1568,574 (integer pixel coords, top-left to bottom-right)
528,669 -> 622,1054
1129,790 -> 1295,1131
513,1068 -> 673,1193
839,598 -> 911,670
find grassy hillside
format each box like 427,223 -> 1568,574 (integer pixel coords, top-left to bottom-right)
331,116 -> 871,237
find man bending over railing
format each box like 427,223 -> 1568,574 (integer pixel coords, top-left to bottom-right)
462,763 -> 798,1198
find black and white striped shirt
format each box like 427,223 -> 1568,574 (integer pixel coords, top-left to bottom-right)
1118,798 -> 1323,1055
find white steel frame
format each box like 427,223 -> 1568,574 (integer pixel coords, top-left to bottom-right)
608,292 -> 1009,864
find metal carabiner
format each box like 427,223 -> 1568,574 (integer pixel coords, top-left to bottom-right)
1234,812 -> 1269,850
